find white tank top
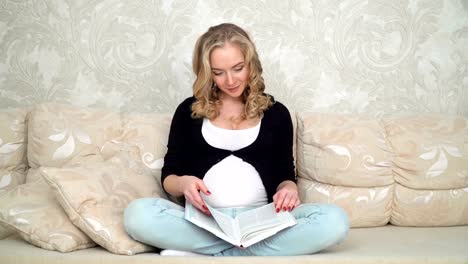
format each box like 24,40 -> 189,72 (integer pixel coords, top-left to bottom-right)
201,118 -> 267,208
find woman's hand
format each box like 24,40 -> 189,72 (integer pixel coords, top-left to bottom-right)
163,175 -> 211,215
179,176 -> 212,215
273,180 -> 301,212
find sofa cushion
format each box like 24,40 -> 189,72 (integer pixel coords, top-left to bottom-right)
385,114 -> 468,226
40,154 -> 163,255
0,108 -> 28,175
27,103 -> 120,169
296,113 -> 393,227
27,103 -> 171,185
297,112 -> 468,227
296,113 -> 393,187
118,112 -> 172,185
0,169 -> 95,252
2,225 -> 468,263
392,184 -> 468,226
0,108 -> 30,239
384,115 -> 468,189
298,178 -> 393,227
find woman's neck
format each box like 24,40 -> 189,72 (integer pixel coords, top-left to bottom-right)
219,93 -> 243,104
219,99 -> 244,118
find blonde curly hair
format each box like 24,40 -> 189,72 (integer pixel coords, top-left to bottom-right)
191,23 -> 272,120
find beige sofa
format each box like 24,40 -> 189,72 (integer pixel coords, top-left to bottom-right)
0,103 -> 467,264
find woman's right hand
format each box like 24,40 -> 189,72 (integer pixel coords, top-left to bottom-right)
177,176 -> 212,216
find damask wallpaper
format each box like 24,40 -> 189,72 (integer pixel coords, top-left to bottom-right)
0,0 -> 467,117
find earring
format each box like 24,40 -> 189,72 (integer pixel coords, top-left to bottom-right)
212,83 -> 218,89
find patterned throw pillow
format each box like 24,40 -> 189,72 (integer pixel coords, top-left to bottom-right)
0,174 -> 96,252
40,156 -> 163,255
0,108 -> 29,239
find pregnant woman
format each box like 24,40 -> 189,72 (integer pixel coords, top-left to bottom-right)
124,23 -> 349,256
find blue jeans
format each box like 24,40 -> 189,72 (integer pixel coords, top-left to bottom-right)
124,198 -> 349,256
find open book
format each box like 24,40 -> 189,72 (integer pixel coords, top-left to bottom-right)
184,200 -> 297,248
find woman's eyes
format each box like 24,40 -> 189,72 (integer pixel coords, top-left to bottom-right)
212,66 -> 243,76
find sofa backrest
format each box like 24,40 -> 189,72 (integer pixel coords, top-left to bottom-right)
383,116 -> 468,226
26,103 -> 171,182
1,104 -> 467,230
296,113 -> 468,227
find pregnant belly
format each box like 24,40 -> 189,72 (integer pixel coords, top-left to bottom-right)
202,155 -> 267,208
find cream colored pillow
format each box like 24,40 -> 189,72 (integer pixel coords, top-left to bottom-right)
298,178 -> 393,227
0,226 -> 14,240
384,115 -> 468,189
120,112 -> 171,172
0,175 -> 95,252
40,158 -> 162,255
27,103 -> 120,169
392,184 -> 468,226
0,108 -> 28,175
100,140 -> 167,199
296,113 -> 394,227
297,112 -> 393,187
0,108 -> 29,239
384,115 -> 468,226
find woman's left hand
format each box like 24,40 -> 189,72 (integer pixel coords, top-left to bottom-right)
273,180 -> 301,212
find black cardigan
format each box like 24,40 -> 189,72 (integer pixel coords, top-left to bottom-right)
161,96 -> 296,202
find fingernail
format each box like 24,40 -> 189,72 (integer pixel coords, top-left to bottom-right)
283,206 -> 287,211
276,208 -> 280,213
288,206 -> 292,212
202,205 -> 207,209
207,190 -> 211,194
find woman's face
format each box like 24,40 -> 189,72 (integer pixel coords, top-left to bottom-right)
210,42 -> 249,101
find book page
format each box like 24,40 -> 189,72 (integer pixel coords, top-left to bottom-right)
184,201 -> 237,245
185,199 -> 296,248
239,219 -> 296,248
205,202 -> 240,241
236,203 -> 297,246
236,203 -> 285,230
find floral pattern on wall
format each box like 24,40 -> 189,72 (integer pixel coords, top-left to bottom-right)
0,0 -> 467,117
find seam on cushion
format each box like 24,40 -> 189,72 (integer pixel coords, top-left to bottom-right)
296,112 -> 305,181
379,117 -> 396,225
292,111 -> 298,180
